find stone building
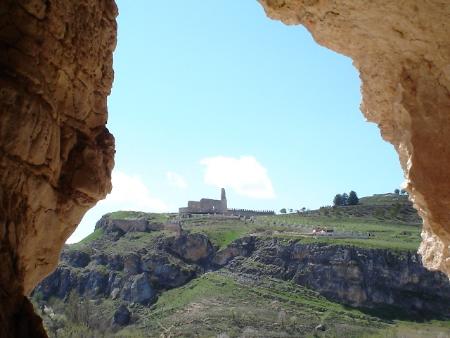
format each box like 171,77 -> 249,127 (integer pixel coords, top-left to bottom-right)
179,188 -> 228,215
179,189 -> 275,217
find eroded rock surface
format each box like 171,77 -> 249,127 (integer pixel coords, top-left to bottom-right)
226,239 -> 450,314
35,231 -> 450,330
258,0 -> 450,274
0,0 -> 116,336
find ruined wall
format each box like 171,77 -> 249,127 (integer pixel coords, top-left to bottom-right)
228,209 -> 275,217
199,198 -> 225,213
0,1 -> 117,336
258,0 -> 450,275
187,201 -> 201,211
181,198 -> 226,214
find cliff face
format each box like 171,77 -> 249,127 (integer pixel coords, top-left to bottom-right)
258,0 -> 450,276
225,238 -> 450,315
35,231 -> 214,305
0,1 -> 116,336
36,232 -> 450,323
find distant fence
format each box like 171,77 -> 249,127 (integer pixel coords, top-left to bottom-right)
228,209 -> 275,217
308,231 -> 370,239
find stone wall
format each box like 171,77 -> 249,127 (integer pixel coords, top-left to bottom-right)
228,209 -> 275,217
199,198 -> 225,214
187,201 -> 201,212
181,197 -> 226,214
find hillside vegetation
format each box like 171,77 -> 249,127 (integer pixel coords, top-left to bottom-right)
31,193 -> 450,338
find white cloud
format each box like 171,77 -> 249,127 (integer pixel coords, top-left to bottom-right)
200,156 -> 275,199
67,170 -> 168,243
108,171 -> 169,211
166,171 -> 188,189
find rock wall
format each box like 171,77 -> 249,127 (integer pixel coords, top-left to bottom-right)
0,1 -> 116,336
258,0 -> 450,274
35,232 -> 213,304
94,215 -> 165,234
37,234 -> 450,322
225,238 -> 450,316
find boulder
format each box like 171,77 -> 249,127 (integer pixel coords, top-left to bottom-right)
121,273 -> 155,305
112,304 -> 131,326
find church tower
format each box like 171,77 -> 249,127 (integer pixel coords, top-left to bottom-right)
220,188 -> 227,213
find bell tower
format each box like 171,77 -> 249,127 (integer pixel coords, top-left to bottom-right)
220,188 -> 227,213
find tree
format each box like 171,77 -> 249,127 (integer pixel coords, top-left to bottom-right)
348,191 -> 359,205
280,208 -> 287,214
342,193 -> 349,206
301,207 -> 306,212
401,189 -> 408,195
333,194 -> 343,206
394,189 -> 400,195
289,208 -> 293,213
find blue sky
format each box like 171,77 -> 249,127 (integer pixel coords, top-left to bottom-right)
68,0 -> 404,243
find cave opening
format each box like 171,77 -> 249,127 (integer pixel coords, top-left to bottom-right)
1,0 -> 450,337
68,0 -> 404,244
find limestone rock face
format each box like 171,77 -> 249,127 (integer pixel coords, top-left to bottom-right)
226,240 -> 450,314
213,236 -> 256,266
0,0 -> 116,336
36,233 -> 450,321
127,273 -> 156,305
168,233 -> 215,263
258,0 -> 450,275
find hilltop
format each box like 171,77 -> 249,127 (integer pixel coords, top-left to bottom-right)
31,194 -> 450,338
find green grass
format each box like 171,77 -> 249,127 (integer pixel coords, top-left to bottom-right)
257,214 -> 422,251
369,320 -> 450,338
294,236 -> 419,251
184,218 -> 252,249
68,228 -> 105,251
35,270 -> 450,338
359,193 -> 409,206
125,271 -> 389,337
79,228 -> 104,244
99,230 -> 171,255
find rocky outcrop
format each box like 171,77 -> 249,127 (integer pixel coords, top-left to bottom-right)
112,304 -> 131,327
167,233 -> 215,263
257,0 -> 450,276
95,214 -> 165,234
225,238 -> 450,316
122,273 -> 155,305
0,0 -> 116,336
36,231 -> 450,322
212,236 -> 256,266
34,232 -> 212,309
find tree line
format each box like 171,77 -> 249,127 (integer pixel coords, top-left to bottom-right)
333,191 -> 359,206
